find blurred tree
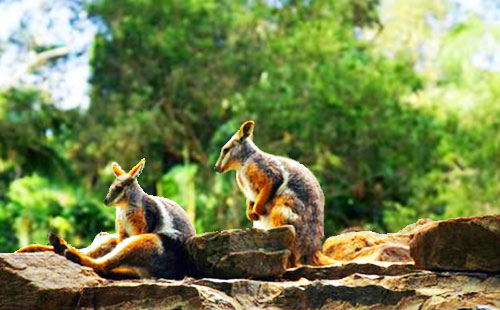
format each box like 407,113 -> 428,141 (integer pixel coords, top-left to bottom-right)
81,0 -> 442,235
375,0 -> 500,230
0,88 -> 78,188
0,88 -> 115,251
3,0 -> 500,253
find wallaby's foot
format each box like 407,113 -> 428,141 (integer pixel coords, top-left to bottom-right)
48,232 -> 68,255
15,245 -> 54,253
63,248 -> 82,264
48,232 -> 83,265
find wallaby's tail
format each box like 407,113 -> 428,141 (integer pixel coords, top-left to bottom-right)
312,250 -> 338,266
15,244 -> 54,253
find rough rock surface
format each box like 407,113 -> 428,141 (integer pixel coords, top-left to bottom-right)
2,252 -> 500,310
185,225 -> 295,279
0,252 -> 104,310
410,215 -> 500,272
4,216 -> 500,309
283,262 -> 416,280
322,219 -> 433,263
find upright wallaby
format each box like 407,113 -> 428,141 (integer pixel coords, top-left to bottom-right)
215,121 -> 334,266
17,159 -> 196,279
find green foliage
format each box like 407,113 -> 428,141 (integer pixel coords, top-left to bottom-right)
0,175 -> 114,252
82,0 -> 440,236
2,0 -> 500,252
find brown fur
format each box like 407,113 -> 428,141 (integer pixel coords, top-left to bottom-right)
84,236 -> 118,258
49,232 -> 162,277
116,219 -> 126,242
246,200 -> 258,221
113,162 -> 125,176
129,158 -> 145,177
216,121 -> 333,266
18,159 -> 195,279
245,162 -> 274,217
16,244 -> 54,253
223,156 -> 242,172
269,195 -> 295,226
127,206 -> 147,235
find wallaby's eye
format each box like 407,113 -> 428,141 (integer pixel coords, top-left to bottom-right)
222,148 -> 230,155
115,185 -> 124,192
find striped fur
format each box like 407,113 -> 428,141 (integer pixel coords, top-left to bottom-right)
216,121 -> 332,266
46,159 -> 196,279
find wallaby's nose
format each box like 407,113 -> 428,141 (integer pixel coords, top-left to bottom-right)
103,198 -> 109,206
214,165 -> 221,173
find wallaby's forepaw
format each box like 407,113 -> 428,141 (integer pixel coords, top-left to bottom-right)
247,210 -> 260,221
48,232 -> 68,255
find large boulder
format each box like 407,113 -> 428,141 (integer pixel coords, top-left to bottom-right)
322,231 -> 412,263
410,215 -> 500,272
0,252 -> 103,310
185,225 -> 295,279
0,252 -> 240,310
3,223 -> 500,310
321,219 -> 433,263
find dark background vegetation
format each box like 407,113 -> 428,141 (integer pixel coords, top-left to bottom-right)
1,0 -> 500,251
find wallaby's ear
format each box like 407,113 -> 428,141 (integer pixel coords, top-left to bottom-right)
129,158 -> 146,179
238,120 -> 255,141
112,162 -> 126,177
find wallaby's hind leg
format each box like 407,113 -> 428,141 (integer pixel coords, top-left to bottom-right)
16,232 -> 118,256
49,233 -> 163,278
269,194 -> 303,267
15,244 -> 54,253
79,232 -> 119,258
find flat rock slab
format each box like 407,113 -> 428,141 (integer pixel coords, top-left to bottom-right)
410,215 -> 500,272
76,280 -> 240,310
0,252 -> 104,310
283,262 -> 417,281
188,277 -> 416,309
185,225 -> 295,279
2,250 -> 500,309
336,271 -> 500,310
0,252 -> 240,310
189,272 -> 500,310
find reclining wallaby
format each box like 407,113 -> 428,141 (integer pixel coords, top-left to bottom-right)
18,159 -> 196,279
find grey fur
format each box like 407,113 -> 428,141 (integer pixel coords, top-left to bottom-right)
104,172 -> 196,278
217,134 -> 325,265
